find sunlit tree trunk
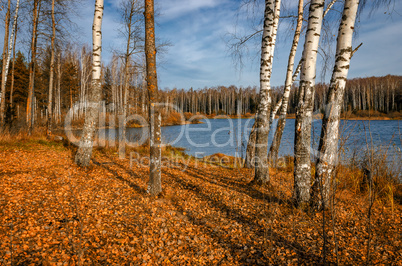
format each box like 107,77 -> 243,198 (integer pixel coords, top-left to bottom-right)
2,0 -> 19,126
145,0 -> 162,196
0,0 -> 11,127
311,0 -> 360,210
75,0 -> 104,166
268,0 -> 304,167
252,0 -> 281,184
244,119 -> 257,168
27,0 -> 41,134
47,0 -> 56,135
56,52 -> 62,123
293,0 -> 324,207
268,0 -> 337,167
9,24 -> 18,110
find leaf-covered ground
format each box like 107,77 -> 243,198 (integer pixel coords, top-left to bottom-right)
0,139 -> 401,265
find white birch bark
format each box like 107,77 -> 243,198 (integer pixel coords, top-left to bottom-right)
311,0 -> 360,209
0,0 -> 11,126
269,0 -> 303,166
75,0 -> 104,166
253,0 -> 281,183
9,23 -> 18,110
294,0 -> 324,206
268,0 -> 337,167
2,0 -> 19,124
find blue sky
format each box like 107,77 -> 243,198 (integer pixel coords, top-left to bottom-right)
3,0 -> 402,90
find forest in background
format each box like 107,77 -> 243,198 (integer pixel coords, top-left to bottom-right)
0,0 -> 401,131
1,48 -> 401,126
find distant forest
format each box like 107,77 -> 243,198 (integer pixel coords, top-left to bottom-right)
163,75 -> 402,116
1,49 -> 400,120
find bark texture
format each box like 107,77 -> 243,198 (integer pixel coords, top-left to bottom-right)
244,120 -> 257,168
27,0 -> 41,134
75,0 -> 104,166
252,0 -> 281,184
145,0 -> 162,196
269,0 -> 304,167
9,25 -> 17,110
0,0 -> 11,127
47,0 -> 56,135
311,0 -> 359,210
293,0 -> 324,206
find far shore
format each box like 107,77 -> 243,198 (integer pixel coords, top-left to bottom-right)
60,111 -> 402,131
209,113 -> 402,121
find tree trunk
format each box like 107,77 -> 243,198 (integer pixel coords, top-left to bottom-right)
252,0 -> 281,184
47,0 -> 56,135
145,0 -> 162,196
75,0 -> 104,166
268,0 -> 303,167
293,0 -> 324,207
311,0 -> 359,210
27,0 -> 41,134
119,0 -> 139,159
244,120 -> 257,168
56,53 -> 62,123
9,21 -> 18,111
0,0 -> 11,127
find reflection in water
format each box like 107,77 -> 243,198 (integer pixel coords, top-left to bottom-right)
72,118 -> 401,171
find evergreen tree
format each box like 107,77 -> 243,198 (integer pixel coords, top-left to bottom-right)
7,51 -> 28,106
103,66 -> 113,105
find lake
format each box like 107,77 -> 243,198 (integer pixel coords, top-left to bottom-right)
67,118 -> 402,171
99,118 -> 401,159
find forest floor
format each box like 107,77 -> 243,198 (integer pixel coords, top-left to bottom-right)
0,136 -> 401,265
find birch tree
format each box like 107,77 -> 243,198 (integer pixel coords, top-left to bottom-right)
293,0 -> 324,206
268,0 -> 303,166
0,0 -> 19,127
268,0 -> 337,167
252,0 -> 281,184
75,0 -> 104,166
9,22 -> 18,111
311,0 -> 360,210
145,0 -> 162,196
0,0 -> 11,127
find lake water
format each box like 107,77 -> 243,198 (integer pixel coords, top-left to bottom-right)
69,118 -> 401,171
109,118 -> 401,160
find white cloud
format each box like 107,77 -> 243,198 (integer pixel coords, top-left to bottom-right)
158,0 -> 227,21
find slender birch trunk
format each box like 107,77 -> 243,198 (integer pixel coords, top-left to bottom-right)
268,0 -> 304,167
75,0 -> 104,166
0,0 -> 11,127
311,0 -> 360,210
293,0 -> 324,207
9,21 -> 18,111
269,0 -> 336,167
244,119 -> 257,168
269,99 -> 283,127
145,0 -> 162,196
252,0 -> 281,184
47,0 -> 56,135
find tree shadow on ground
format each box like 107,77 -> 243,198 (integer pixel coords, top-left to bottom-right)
163,171 -> 322,264
92,159 -> 145,194
174,162 -> 290,205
